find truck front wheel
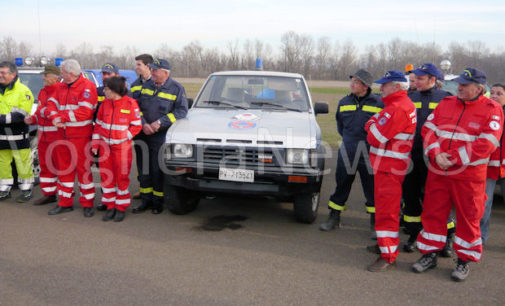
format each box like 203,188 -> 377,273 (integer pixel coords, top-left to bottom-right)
293,192 -> 320,224
164,184 -> 200,215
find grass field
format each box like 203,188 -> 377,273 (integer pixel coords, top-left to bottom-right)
180,80 -> 349,149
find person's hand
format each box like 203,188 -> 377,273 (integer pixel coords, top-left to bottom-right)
52,117 -> 65,128
150,120 -> 161,133
91,148 -> 98,155
435,152 -> 453,169
24,116 -> 33,125
142,123 -> 154,135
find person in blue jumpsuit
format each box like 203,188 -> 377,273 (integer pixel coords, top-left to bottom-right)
320,69 -> 383,236
131,58 -> 188,214
402,63 -> 454,254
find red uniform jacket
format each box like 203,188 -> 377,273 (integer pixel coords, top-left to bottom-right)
30,82 -> 63,142
422,95 -> 504,181
44,74 -> 97,138
92,95 -> 142,149
365,90 -> 417,174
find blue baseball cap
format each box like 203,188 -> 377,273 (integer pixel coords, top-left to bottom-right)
453,68 -> 487,85
374,70 -> 407,84
101,63 -> 119,74
412,63 -> 441,77
149,58 -> 171,70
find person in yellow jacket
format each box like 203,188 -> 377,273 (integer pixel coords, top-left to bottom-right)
0,61 -> 34,202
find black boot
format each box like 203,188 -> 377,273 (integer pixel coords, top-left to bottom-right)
369,213 -> 376,240
114,210 -> 126,222
440,232 -> 454,258
132,200 -> 152,214
319,209 -> 341,231
96,203 -> 107,211
102,208 -> 116,221
403,235 -> 417,253
151,203 -> 164,214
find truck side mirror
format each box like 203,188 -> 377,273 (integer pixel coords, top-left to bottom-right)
314,102 -> 328,115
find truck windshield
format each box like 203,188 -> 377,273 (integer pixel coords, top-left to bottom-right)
196,75 -> 310,112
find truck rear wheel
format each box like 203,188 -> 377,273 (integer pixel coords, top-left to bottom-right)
293,192 -> 320,224
164,184 -> 200,215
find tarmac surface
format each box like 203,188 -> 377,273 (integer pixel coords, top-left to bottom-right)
1,150 -> 504,305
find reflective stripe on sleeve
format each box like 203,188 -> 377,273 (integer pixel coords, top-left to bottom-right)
370,146 -> 410,159
369,124 -> 388,144
167,113 -> 177,123
425,142 -> 440,155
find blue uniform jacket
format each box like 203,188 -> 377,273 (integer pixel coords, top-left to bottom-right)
336,90 -> 383,154
408,86 -> 451,159
137,77 -> 188,133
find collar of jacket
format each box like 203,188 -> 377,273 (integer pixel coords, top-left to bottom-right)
66,73 -> 85,88
157,77 -> 173,90
419,85 -> 437,95
352,87 -> 372,102
381,89 -> 408,105
457,93 -> 485,105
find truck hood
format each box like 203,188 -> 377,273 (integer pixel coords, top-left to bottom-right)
166,108 -> 318,149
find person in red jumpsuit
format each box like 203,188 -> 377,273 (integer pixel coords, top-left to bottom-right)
365,70 -> 416,272
412,68 -> 503,282
92,76 -> 142,222
44,59 -> 98,217
25,65 -> 62,205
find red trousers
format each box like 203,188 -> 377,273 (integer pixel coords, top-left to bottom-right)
38,140 -> 58,196
374,170 -> 405,263
417,171 -> 486,262
97,142 -> 132,212
51,138 -> 95,208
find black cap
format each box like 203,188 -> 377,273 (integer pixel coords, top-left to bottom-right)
349,69 -> 373,87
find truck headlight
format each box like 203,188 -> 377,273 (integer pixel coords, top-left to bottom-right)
173,144 -> 193,158
286,149 -> 309,164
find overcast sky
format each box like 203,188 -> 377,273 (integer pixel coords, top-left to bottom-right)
3,0 -> 505,55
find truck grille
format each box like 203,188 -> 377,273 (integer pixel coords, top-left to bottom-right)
201,146 -> 281,167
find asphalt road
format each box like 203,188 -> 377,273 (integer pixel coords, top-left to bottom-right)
1,151 -> 504,305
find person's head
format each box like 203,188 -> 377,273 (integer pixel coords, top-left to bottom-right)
490,83 -> 505,106
412,63 -> 441,92
408,73 -> 416,91
42,65 -> 60,87
453,68 -> 487,101
374,70 -> 408,98
103,76 -> 128,99
0,61 -> 18,86
60,59 -> 81,84
101,63 -> 119,80
149,58 -> 171,85
135,54 -> 154,77
349,69 -> 372,97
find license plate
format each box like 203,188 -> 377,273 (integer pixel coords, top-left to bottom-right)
219,168 -> 254,182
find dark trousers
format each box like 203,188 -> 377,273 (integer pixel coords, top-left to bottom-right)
134,134 -> 165,206
328,148 -> 374,213
402,157 -> 427,236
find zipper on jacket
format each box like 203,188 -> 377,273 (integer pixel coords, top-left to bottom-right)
109,100 -> 115,142
446,100 -> 466,175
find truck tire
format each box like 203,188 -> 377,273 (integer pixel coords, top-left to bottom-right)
293,192 -> 320,224
164,184 -> 200,215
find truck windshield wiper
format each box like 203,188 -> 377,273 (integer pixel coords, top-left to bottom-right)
201,100 -> 248,110
249,101 -> 301,112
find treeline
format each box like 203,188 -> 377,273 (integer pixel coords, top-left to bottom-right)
1,32 -> 505,83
